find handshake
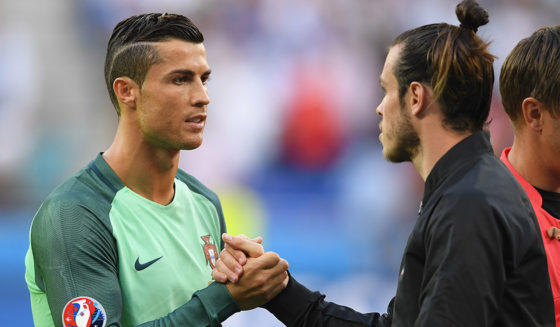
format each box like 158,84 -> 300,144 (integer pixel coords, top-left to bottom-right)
212,233 -> 290,310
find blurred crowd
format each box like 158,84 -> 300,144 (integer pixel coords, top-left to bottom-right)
1,0 -> 558,325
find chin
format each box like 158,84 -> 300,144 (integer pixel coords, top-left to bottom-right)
181,140 -> 203,151
383,147 -> 410,163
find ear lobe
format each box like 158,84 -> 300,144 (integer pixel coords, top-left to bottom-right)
521,97 -> 543,133
113,77 -> 139,110
408,81 -> 426,116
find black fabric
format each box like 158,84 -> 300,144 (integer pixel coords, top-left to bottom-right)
263,131 -> 555,327
535,186 -> 560,220
263,273 -> 392,327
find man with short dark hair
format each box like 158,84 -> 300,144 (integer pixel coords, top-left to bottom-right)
213,1 -> 556,326
25,13 -> 288,327
499,25 -> 560,325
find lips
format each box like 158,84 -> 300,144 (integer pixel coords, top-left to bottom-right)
185,114 -> 206,130
186,114 -> 206,123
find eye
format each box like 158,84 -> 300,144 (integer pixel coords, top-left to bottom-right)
201,76 -> 211,86
173,76 -> 189,85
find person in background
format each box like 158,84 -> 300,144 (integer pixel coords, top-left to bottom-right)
212,1 -> 555,326
499,25 -> 560,326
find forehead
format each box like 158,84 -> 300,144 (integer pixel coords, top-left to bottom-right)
380,45 -> 402,83
151,39 -> 209,72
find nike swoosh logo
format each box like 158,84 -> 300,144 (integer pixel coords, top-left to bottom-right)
135,256 -> 163,271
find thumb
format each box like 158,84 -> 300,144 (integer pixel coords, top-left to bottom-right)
223,233 -> 265,257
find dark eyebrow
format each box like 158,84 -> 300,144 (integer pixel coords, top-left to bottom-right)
167,69 -> 212,77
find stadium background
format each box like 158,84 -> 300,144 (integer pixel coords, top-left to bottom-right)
0,0 -> 557,325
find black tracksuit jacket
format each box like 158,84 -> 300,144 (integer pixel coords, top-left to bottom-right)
263,131 -> 555,327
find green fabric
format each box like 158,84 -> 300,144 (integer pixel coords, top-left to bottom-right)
111,180 -> 222,325
25,248 -> 55,327
25,154 -> 238,326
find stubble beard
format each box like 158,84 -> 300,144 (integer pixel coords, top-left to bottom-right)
384,109 -> 420,163
144,130 -> 203,151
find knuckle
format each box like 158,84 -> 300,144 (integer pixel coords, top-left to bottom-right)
267,252 -> 280,262
215,260 -> 223,269
233,250 -> 245,260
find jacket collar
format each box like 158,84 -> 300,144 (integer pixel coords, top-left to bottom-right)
422,130 -> 494,208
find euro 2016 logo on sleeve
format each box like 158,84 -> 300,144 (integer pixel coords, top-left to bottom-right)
62,296 -> 106,327
201,235 -> 218,269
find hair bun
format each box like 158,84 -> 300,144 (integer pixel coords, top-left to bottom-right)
456,0 -> 489,33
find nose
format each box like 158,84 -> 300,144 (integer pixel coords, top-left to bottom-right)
376,103 -> 383,116
191,81 -> 210,108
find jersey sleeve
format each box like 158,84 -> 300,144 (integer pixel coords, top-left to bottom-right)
30,198 -> 124,327
137,282 -> 238,327
263,275 -> 393,327
31,198 -> 239,327
415,193 -> 506,326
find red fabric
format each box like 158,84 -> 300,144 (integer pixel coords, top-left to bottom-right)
501,147 -> 560,326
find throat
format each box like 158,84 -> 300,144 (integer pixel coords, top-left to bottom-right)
129,180 -> 176,206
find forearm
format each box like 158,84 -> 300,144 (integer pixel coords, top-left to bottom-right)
263,275 -> 392,327
136,282 -> 239,327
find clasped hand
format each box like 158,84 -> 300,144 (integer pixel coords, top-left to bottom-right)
212,233 -> 289,310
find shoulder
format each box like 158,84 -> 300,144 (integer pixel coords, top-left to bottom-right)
31,166 -> 117,243
433,154 -> 534,228
445,153 -> 524,203
176,169 -> 220,205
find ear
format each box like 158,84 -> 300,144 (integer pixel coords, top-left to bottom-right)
113,77 -> 139,110
521,97 -> 544,134
408,81 -> 428,117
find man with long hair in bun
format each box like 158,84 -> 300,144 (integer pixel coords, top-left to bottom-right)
212,0 -> 555,326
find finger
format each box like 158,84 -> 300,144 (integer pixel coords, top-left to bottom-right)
220,248 -> 245,276
263,271 -> 290,303
215,257 -> 239,283
224,233 -> 262,245
234,234 -> 263,247
547,227 -> 560,240
223,233 -> 265,257
282,272 -> 289,288
223,245 -> 248,265
552,228 -> 560,241
212,268 -> 228,283
235,234 -> 250,240
267,257 -> 289,276
251,252 -> 285,270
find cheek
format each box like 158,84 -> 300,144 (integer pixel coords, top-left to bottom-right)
552,133 -> 560,154
544,124 -> 560,151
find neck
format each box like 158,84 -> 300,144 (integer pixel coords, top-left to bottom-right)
508,134 -> 560,193
103,122 -> 180,205
412,124 -> 471,181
